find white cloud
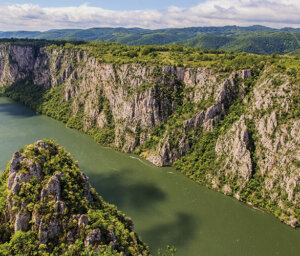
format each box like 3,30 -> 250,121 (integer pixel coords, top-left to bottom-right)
0,0 -> 299,31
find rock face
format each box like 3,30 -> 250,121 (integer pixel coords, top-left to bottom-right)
85,229 -> 101,248
246,73 -> 300,227
0,42 -> 299,228
146,70 -> 249,166
0,140 -> 149,255
203,70 -> 299,227
215,116 -> 253,196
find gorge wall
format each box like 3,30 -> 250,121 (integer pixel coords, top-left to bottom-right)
0,42 -> 299,228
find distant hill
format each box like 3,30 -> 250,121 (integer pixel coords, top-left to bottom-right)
1,26 -> 300,55
180,31 -> 300,55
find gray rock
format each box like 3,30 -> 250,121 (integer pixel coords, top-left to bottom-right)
85,229 -> 101,248
39,218 -> 60,244
215,116 -> 253,190
55,200 -> 66,214
41,173 -> 62,201
82,173 -> 93,203
14,203 -> 30,232
78,215 -> 88,227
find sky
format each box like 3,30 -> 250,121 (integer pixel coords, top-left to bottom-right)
0,0 -> 300,31
3,0 -> 201,10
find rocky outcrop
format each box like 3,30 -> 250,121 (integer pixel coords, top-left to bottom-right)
85,229 -> 101,248
14,203 -> 31,232
206,70 -> 300,227
5,141 -> 95,243
0,140 -> 149,255
146,70 -> 251,166
215,116 -> 253,196
244,73 -> 300,227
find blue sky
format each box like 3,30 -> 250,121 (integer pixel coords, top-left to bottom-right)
5,0 -> 203,10
0,1 -> 299,31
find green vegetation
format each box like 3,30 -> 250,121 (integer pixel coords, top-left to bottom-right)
47,41 -> 300,71
1,39 -> 300,71
1,26 -> 300,55
0,140 -> 149,255
180,31 -> 300,55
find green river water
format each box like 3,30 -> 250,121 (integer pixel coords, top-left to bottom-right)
0,97 -> 299,256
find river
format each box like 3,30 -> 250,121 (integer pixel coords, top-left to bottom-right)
0,97 -> 299,256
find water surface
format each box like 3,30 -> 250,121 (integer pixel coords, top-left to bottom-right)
0,97 -> 299,256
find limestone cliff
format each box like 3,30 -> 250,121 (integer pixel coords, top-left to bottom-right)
0,42 -> 299,227
0,44 -> 250,159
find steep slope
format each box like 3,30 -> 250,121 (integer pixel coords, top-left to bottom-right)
174,67 -> 300,227
0,41 -> 299,228
0,140 -> 149,255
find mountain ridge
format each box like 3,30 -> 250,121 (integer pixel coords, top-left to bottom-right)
1,26 -> 300,55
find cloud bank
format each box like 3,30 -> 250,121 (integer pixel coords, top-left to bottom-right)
0,0 -> 299,31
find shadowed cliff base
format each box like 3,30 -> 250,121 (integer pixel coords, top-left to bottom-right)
0,100 -> 36,118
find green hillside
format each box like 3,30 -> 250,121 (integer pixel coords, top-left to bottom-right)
181,31 -> 300,55
0,26 -> 300,55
